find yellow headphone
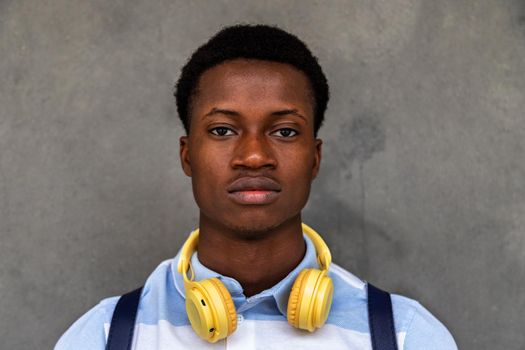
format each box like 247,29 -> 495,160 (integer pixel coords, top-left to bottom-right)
177,222 -> 334,343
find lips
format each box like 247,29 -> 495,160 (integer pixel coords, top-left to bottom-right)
227,176 -> 282,193
226,176 -> 282,205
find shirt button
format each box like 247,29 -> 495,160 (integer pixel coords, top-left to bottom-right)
237,314 -> 244,324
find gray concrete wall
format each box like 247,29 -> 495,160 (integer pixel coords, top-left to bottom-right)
1,1 -> 524,349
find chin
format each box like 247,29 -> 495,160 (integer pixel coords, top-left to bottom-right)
220,217 -> 286,240
220,210 -> 302,240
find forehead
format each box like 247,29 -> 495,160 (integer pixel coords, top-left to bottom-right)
191,58 -> 314,115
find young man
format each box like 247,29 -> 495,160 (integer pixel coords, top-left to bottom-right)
55,25 -> 457,349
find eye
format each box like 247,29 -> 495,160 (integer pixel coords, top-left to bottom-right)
272,128 -> 298,138
209,127 -> 235,136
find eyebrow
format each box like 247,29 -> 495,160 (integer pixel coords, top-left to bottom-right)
203,107 -> 308,124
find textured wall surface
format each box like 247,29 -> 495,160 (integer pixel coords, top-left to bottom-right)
1,1 -> 524,349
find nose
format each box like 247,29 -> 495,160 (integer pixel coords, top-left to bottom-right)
230,132 -> 277,170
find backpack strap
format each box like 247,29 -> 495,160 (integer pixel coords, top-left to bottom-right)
106,287 -> 143,350
367,283 -> 399,350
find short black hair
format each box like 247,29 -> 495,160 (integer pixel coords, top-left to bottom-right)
174,24 -> 329,137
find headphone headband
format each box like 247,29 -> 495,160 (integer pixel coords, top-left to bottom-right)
301,222 -> 332,270
177,228 -> 199,282
177,223 -> 331,280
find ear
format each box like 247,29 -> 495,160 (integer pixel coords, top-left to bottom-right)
312,138 -> 322,180
179,136 -> 192,177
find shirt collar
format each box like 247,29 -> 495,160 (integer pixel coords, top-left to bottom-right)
171,230 -> 319,316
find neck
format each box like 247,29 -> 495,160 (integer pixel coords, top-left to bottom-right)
196,215 -> 306,297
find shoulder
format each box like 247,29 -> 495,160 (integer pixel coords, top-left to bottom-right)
54,259 -> 176,350
392,294 -> 458,350
54,296 -> 119,350
328,263 -> 457,349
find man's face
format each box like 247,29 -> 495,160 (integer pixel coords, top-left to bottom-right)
179,58 -> 322,236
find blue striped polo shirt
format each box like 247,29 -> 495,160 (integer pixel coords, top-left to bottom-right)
55,231 -> 458,349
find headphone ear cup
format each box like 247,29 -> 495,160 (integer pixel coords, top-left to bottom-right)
311,271 -> 333,328
185,278 -> 237,343
185,281 -> 216,342
208,278 -> 238,334
287,269 -> 308,328
287,269 -> 334,332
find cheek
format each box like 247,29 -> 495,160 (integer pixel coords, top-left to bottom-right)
282,144 -> 316,172
191,144 -> 226,173
280,149 -> 316,190
189,147 -> 230,194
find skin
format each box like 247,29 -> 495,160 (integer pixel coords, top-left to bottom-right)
179,58 -> 322,297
